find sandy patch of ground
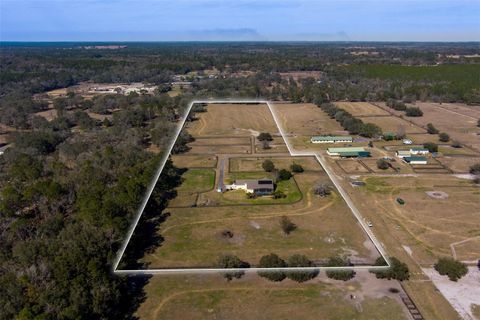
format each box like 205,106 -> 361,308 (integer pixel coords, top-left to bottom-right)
425,191 -> 449,199
422,267 -> 480,320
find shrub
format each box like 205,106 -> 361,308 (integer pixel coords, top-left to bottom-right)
451,140 -> 462,148
434,257 -> 468,281
313,183 -> 331,197
370,257 -> 410,281
261,140 -> 271,150
386,99 -> 407,111
376,159 -> 390,170
216,254 -> 250,281
290,163 -> 304,173
427,123 -> 439,134
325,257 -> 355,281
439,132 -> 450,142
469,163 -> 480,175
262,159 -> 275,172
272,190 -> 286,199
423,142 -> 438,153
258,254 -> 287,282
278,169 -> 292,181
257,132 -> 273,141
286,254 -> 319,282
405,107 -> 423,117
359,123 -> 382,138
280,216 -> 296,235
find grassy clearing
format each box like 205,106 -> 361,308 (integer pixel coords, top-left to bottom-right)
136,275 -> 408,320
142,173 -> 377,268
364,177 -> 395,194
177,168 -> 215,193
229,156 -> 322,172
171,154 -> 217,168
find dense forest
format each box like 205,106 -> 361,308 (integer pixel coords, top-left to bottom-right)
1,42 -> 479,319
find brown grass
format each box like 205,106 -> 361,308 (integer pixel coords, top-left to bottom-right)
188,104 -> 280,136
229,156 -> 323,172
404,102 -> 480,152
357,116 -> 426,134
437,156 -> 480,173
336,159 -> 370,174
335,102 -> 390,117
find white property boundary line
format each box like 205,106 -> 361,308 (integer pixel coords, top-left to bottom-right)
113,99 -> 391,275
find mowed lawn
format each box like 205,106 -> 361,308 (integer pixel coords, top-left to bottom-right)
176,168 -> 216,193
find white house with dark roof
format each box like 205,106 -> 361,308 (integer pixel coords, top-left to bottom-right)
225,178 -> 274,195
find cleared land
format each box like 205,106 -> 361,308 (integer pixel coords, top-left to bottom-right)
128,103 -> 381,269
188,103 -> 280,136
401,102 -> 480,152
136,273 -> 410,320
171,154 -> 217,168
356,116 -> 426,134
350,175 -> 480,263
335,102 -> 390,117
437,156 -> 480,173
229,156 -> 323,172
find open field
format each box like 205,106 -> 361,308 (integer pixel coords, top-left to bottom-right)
336,159 -> 370,174
229,156 -> 323,172
129,103 -> 381,270
273,102 -> 345,136
273,102 -> 360,152
136,273 -> 410,320
360,159 -> 397,173
142,171 -> 379,268
188,104 -> 280,136
190,137 -> 251,146
437,156 -> 480,173
189,144 -> 251,154
335,102 -> 390,117
357,115 -> 426,134
349,175 -> 480,263
171,154 -> 217,168
402,102 -> 480,152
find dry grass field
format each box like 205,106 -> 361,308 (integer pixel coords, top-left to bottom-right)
273,102 -> 345,136
131,102 -> 477,320
131,103 -> 381,270
171,154 -> 217,168
336,159 -> 370,174
403,102 -> 480,152
437,156 -> 480,173
136,273 -> 410,320
356,116 -> 426,134
335,102 -> 390,117
189,144 -> 251,154
188,104 -> 280,136
142,171 -> 379,268
229,156 -> 323,172
190,137 -> 251,146
351,175 -> 480,264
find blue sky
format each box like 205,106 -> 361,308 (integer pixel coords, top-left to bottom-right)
1,0 -> 479,41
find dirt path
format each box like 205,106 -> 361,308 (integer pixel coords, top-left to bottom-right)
450,236 -> 480,260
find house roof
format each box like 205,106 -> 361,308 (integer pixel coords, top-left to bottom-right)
404,156 -> 427,162
396,150 -> 411,155
235,179 -> 274,190
410,147 -> 429,151
327,147 -> 365,153
311,136 -> 352,141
